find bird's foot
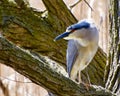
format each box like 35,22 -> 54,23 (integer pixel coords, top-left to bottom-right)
79,82 -> 90,91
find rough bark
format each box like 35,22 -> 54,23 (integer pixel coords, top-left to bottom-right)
104,0 -> 120,95
0,0 -> 106,86
0,0 -> 115,96
0,35 -> 114,96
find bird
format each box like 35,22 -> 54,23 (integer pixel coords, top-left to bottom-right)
54,19 -> 99,84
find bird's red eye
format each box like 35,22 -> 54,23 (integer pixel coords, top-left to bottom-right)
71,29 -> 75,32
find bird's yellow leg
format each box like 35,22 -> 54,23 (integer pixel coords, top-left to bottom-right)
78,70 -> 82,84
78,70 -> 90,90
70,69 -> 78,83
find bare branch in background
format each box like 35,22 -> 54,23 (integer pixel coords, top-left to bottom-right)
69,0 -> 82,9
84,0 -> 94,11
69,0 -> 94,11
0,79 -> 9,96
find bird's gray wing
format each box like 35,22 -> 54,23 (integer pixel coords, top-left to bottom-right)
67,40 -> 78,77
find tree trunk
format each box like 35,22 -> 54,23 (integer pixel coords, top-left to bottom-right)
0,0 -> 116,96
104,0 -> 120,95
0,33 -> 114,96
0,0 -> 106,86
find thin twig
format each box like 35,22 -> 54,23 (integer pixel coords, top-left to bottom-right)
69,0 -> 82,9
84,0 -> 94,11
69,0 -> 94,12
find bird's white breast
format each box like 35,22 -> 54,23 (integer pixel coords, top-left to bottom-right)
71,40 -> 98,74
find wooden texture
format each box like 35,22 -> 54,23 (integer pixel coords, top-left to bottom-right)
104,0 -> 120,95
0,0 -> 115,95
0,36 -> 114,96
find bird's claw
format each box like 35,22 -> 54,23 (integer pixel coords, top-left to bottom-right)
79,82 -> 90,91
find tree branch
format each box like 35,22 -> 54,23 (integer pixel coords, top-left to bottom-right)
0,0 -> 115,95
0,79 -> 9,96
104,0 -> 120,95
0,35 -> 115,96
0,0 -> 107,86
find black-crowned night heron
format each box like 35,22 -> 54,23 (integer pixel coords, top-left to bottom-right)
54,19 -> 99,84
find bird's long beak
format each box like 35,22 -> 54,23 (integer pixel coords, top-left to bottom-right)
54,32 -> 71,41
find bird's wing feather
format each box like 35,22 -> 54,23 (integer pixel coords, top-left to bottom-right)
67,40 -> 78,76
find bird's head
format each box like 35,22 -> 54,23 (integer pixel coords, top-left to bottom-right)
54,19 -> 97,41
